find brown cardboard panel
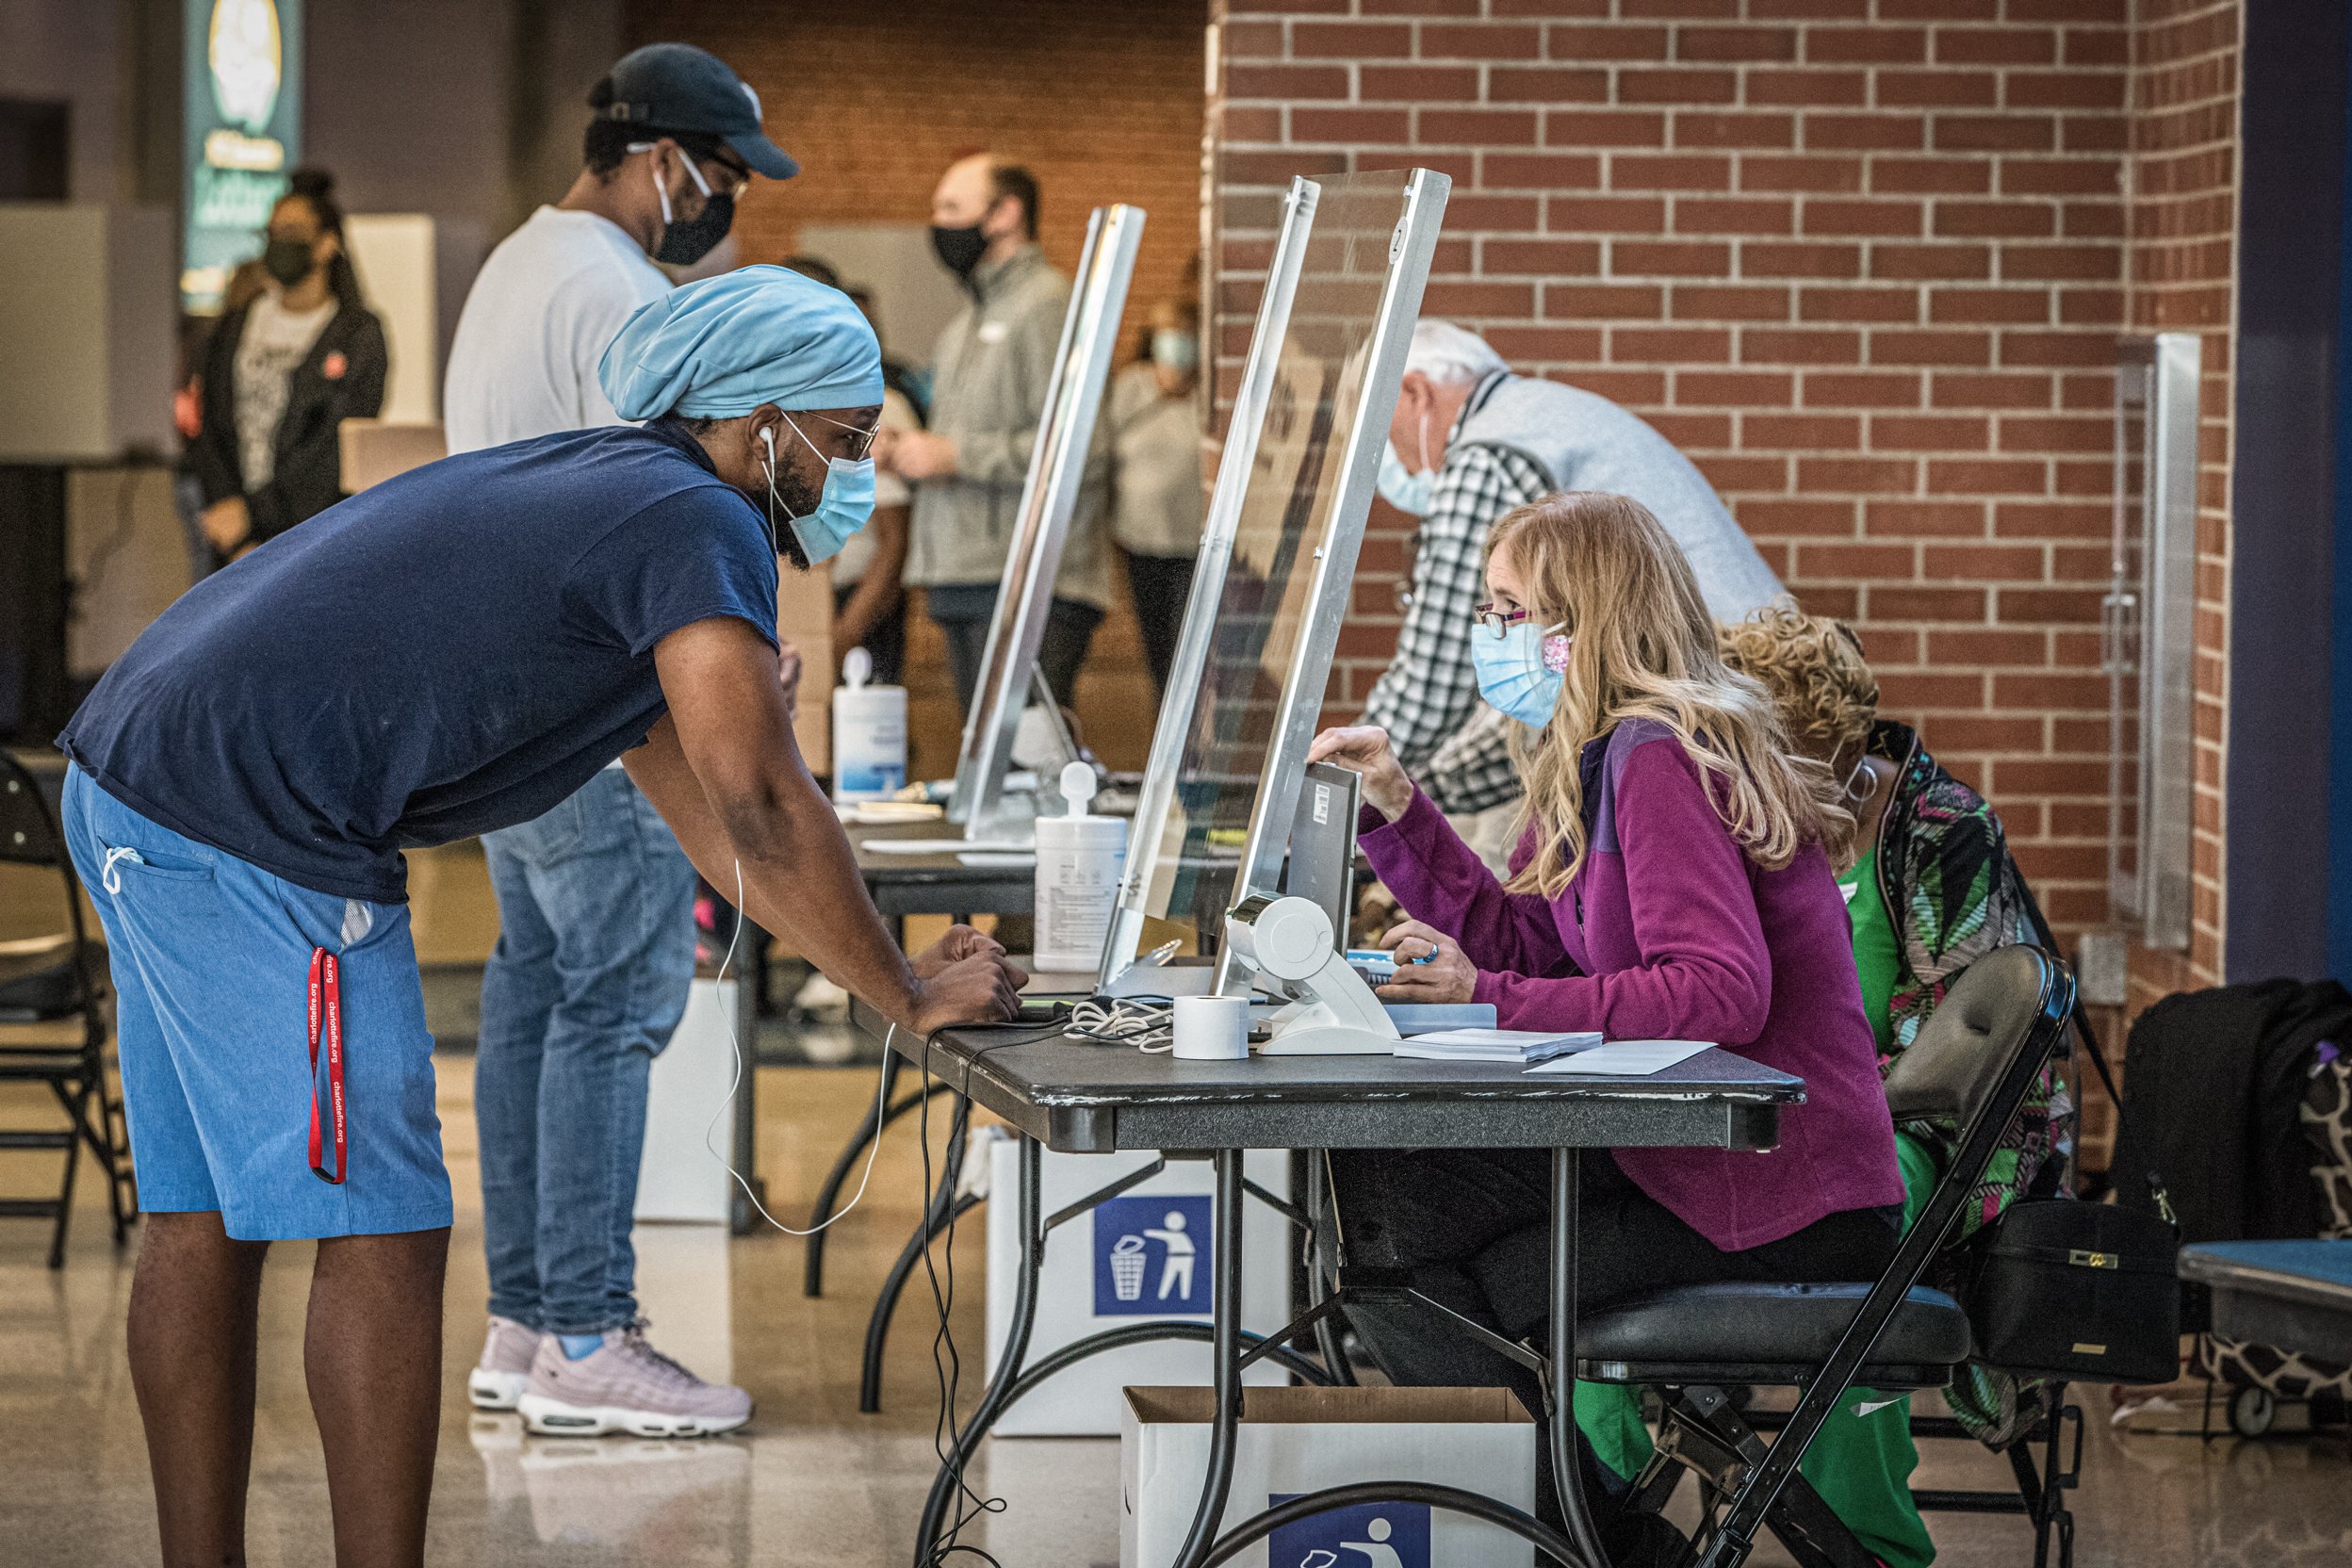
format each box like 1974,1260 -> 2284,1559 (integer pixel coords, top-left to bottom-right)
1123,1386 -> 1532,1427
337,418 -> 447,492
776,560 -> 836,774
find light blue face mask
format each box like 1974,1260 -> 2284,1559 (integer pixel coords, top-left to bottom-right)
1377,443 -> 1435,516
1470,619 -> 1572,730
1375,409 -> 1437,515
1152,328 -> 1199,372
763,414 -> 875,565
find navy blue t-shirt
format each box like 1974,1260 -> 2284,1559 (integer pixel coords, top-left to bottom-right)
61,421 -> 779,903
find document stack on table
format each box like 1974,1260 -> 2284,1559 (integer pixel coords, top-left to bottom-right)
1392,1028 -> 1601,1065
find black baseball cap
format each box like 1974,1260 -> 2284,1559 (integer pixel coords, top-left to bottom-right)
600,43 -> 799,180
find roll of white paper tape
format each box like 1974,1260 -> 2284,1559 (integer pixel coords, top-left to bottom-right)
1172,994 -> 1250,1061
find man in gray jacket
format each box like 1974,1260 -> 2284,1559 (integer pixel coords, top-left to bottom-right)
1364,319 -> 1786,815
878,155 -> 1109,715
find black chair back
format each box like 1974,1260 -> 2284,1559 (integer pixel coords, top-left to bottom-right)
1706,944 -> 2076,1551
1882,943 -> 2063,1131
0,754 -> 101,1023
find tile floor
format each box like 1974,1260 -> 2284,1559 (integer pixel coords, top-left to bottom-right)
2,1056 -> 2346,1567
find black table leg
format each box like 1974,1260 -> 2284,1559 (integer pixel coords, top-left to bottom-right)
1304,1148 -> 1359,1387
914,1131 -> 1041,1565
1553,1148 -> 1612,1568
805,1048 -> 903,1297
1172,1148 -> 1248,1568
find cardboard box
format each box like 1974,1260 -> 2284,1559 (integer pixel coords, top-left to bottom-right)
776,562 -> 835,775
337,418 -> 447,492
1120,1385 -> 1538,1568
986,1141 -> 1293,1436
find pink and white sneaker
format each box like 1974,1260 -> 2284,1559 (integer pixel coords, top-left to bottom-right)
516,1319 -> 752,1438
467,1315 -> 544,1411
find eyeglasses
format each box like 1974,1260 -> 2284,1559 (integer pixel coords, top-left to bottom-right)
1472,602 -> 1531,636
792,411 -> 880,462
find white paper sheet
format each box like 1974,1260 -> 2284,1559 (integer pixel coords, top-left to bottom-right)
1392,1028 -> 1602,1063
1524,1039 -> 1713,1076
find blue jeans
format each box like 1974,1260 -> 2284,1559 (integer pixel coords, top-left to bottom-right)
476,769 -> 695,1335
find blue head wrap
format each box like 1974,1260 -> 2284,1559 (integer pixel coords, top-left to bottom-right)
597,265 -> 884,420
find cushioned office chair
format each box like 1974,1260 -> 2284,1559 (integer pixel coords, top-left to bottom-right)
0,754 -> 136,1268
1577,943 -> 2076,1568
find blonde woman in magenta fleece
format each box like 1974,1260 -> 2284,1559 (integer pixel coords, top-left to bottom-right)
1488,492 -> 1853,898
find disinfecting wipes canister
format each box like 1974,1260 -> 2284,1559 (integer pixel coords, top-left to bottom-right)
1035,762 -> 1127,972
831,647 -> 907,803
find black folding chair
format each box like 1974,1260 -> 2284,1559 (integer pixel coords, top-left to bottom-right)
1578,944 -> 2076,1567
0,754 -> 136,1267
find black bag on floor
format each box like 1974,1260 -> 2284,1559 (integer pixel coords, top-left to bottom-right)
1960,1195 -> 2180,1384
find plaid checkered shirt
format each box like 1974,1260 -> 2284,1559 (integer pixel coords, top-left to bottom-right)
1359,419 -> 1549,814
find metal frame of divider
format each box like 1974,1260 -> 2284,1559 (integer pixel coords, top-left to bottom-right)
947,204 -> 1147,834
1097,168 -> 1451,992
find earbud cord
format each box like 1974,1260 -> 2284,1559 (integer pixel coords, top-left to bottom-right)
700,857 -> 890,1235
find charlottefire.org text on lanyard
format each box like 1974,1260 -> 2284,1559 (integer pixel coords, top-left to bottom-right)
307,947 -> 348,1184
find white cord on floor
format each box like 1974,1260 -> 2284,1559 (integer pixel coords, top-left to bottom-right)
701,858 -> 890,1235
1064,997 -> 1176,1052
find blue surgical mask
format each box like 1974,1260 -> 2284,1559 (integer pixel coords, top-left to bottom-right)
1377,442 -> 1435,516
1471,620 -> 1571,730
764,415 -> 875,565
1152,329 -> 1199,372
1375,409 -> 1438,515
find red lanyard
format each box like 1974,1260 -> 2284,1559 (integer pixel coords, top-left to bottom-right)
307,947 -> 348,1184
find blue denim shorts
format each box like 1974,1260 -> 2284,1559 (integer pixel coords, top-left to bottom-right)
63,765 -> 453,1241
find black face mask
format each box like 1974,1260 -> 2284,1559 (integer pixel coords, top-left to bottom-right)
930,223 -> 988,279
656,189 -> 734,267
263,238 -> 316,287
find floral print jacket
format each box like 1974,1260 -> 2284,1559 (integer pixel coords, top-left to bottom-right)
1863,719 -> 2069,1240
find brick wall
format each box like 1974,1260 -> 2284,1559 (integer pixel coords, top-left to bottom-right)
629,0 -> 1210,773
1209,0 -> 2235,971
2125,0 -> 2236,1000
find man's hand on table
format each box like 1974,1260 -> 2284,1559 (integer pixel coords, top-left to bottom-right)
912,923 -> 1007,979
1374,919 -> 1478,1005
906,946 -> 1025,1036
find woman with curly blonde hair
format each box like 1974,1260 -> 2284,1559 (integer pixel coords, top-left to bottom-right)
1306,494 -> 1903,1551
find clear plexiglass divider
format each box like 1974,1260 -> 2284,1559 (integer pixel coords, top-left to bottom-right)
1097,168 -> 1450,994
947,204 -> 1147,835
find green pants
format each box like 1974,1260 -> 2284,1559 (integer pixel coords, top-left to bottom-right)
1574,1132 -> 1940,1568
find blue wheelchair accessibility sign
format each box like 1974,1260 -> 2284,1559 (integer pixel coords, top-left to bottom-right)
1267,1496 -> 1431,1567
1093,1193 -> 1212,1315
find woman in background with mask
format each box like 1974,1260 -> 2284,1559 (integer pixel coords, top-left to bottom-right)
1304,493 -> 1903,1555
1718,606 -> 2069,1568
192,167 -> 386,564
1106,296 -> 1206,695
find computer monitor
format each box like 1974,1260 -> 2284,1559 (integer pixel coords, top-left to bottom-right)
1282,760 -> 1361,957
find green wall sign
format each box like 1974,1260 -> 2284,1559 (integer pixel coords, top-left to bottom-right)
182,0 -> 302,314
